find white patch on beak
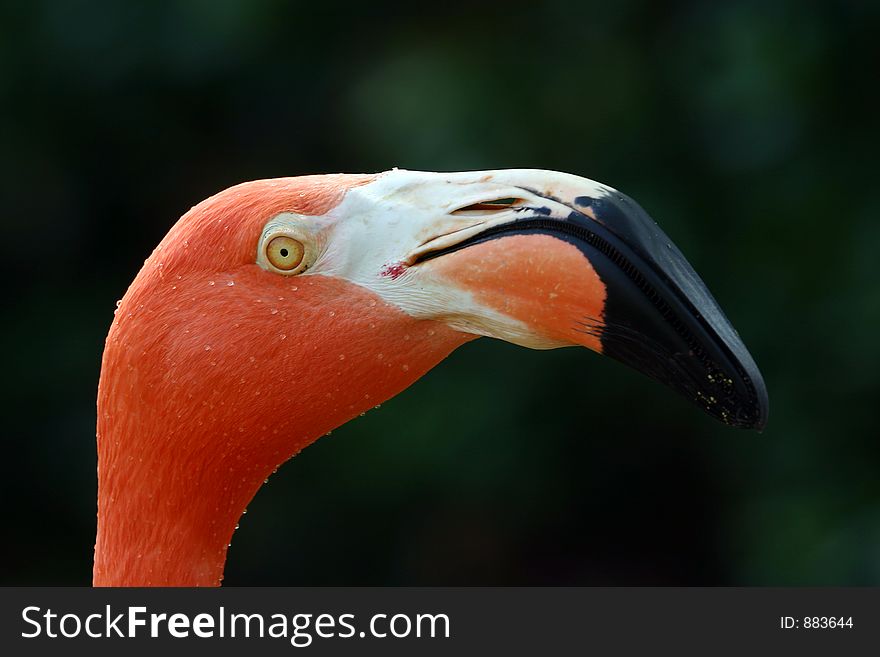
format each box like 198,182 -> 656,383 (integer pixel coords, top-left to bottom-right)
299,169 -> 614,348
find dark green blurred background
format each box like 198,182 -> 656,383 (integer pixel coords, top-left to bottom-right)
2,0 -> 878,585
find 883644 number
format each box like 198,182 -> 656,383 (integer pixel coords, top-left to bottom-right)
802,617 -> 853,629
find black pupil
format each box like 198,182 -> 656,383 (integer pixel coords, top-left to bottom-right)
279,248 -> 289,258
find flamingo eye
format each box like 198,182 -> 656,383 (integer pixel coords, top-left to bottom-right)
266,236 -> 305,272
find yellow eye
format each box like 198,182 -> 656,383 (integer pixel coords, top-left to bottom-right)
266,236 -> 305,272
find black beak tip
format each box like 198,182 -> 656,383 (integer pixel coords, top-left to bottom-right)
706,360 -> 769,431
560,189 -> 770,432
741,365 -> 769,432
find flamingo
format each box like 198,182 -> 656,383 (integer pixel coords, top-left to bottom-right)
94,169 -> 768,586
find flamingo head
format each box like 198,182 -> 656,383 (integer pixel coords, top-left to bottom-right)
96,169 -> 767,585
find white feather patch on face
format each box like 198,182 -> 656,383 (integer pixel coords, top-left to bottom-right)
265,169 -> 614,349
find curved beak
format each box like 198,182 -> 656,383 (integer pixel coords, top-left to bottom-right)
401,170 -> 769,430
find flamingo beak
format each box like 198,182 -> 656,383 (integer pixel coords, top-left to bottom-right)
409,172 -> 768,430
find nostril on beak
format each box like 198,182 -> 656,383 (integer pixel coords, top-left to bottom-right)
450,198 -> 525,215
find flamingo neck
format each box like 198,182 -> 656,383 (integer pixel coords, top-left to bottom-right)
94,268 -> 469,586
93,445 -> 264,586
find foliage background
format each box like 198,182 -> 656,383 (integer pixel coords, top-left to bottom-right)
2,0 -> 878,585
